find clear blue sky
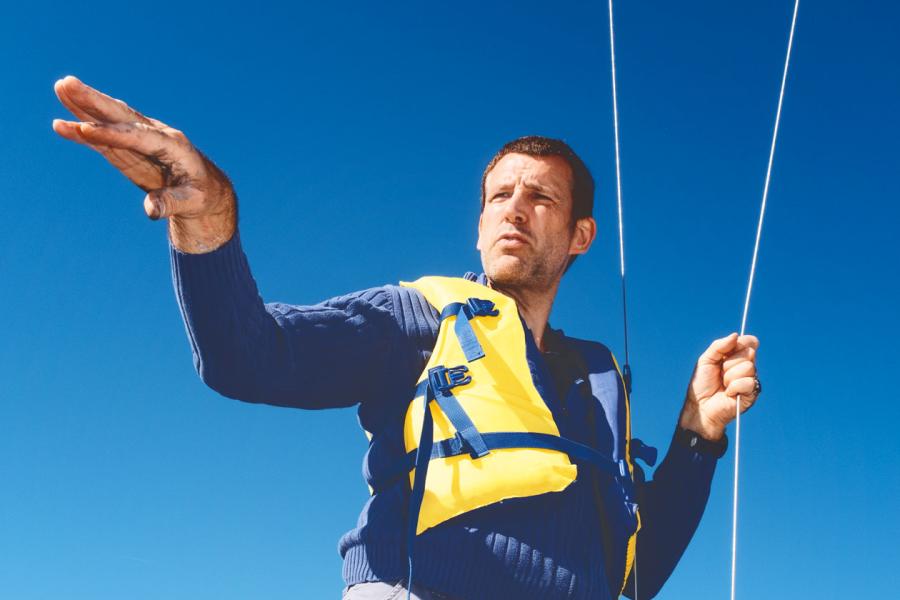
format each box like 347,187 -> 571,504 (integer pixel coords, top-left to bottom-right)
2,1 -> 897,598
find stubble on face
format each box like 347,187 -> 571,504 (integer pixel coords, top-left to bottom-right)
483,238 -> 561,290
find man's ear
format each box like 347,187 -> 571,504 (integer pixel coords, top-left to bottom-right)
570,216 -> 597,256
476,211 -> 484,251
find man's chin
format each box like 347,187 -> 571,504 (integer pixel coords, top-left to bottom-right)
485,255 -> 532,285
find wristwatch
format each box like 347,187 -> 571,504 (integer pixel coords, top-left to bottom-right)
674,426 -> 729,459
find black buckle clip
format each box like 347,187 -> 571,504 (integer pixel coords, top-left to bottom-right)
622,363 -> 633,395
465,297 -> 499,318
631,438 -> 658,467
428,365 -> 472,395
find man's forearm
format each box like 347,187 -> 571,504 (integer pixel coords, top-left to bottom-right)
623,435 -> 719,598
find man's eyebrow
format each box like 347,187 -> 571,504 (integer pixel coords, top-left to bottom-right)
486,179 -> 515,191
522,180 -> 560,195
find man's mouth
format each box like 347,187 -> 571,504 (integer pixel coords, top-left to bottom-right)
496,232 -> 530,248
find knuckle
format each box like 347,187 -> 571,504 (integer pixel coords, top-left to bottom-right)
164,127 -> 191,146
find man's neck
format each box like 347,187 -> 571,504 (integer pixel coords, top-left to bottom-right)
488,278 -> 561,352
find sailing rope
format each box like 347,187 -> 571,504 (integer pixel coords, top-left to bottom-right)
606,1 -> 639,597
731,2 -> 800,599
607,0 -> 630,374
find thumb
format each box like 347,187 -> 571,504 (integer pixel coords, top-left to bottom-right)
143,186 -> 193,220
697,332 -> 739,366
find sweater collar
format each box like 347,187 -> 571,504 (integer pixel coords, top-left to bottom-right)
463,271 -> 488,285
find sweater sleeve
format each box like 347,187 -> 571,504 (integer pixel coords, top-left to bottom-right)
169,229 -> 406,409
621,435 -> 720,599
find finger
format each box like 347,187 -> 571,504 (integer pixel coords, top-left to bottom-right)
736,334 -> 760,351
723,359 -> 756,387
54,75 -> 155,125
698,332 -> 739,366
53,118 -> 90,144
725,376 -> 758,399
53,119 -> 117,156
54,119 -> 176,191
144,186 -> 196,220
77,121 -> 184,158
723,346 -> 756,371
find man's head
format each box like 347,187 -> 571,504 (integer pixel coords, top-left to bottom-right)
477,136 -> 597,290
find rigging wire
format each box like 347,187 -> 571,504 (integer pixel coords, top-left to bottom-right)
607,0 -> 630,373
606,1 -> 639,597
731,2 -> 800,599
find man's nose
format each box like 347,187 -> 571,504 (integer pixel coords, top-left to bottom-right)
501,189 -> 528,223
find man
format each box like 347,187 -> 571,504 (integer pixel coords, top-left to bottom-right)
53,75 -> 761,600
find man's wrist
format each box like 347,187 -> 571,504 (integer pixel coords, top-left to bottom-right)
678,404 -> 727,441
168,206 -> 237,254
674,426 -> 729,458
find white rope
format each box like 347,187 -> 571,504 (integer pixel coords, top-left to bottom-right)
607,0 -> 630,368
607,4 -> 640,599
731,2 -> 799,599
608,0 -> 625,281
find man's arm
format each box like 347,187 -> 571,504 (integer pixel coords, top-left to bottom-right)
52,76 -> 410,408
621,433 -> 722,598
170,229 -> 406,408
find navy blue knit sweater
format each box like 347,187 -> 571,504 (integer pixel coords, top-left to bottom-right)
169,231 -> 720,600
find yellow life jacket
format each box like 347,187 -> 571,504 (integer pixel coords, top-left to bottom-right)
398,275 -> 649,593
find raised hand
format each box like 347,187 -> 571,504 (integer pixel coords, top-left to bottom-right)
679,333 -> 761,440
52,75 -> 236,253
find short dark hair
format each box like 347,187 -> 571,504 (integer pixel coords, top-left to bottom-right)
480,135 -> 595,222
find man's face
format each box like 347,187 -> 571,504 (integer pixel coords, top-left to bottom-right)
477,153 -> 595,289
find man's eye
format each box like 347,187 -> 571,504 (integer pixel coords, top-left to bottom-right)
492,192 -> 511,200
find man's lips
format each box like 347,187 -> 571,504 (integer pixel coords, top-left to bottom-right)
496,232 -> 530,247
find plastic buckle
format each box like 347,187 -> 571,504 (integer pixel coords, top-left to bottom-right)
428,365 -> 472,395
447,432 -> 466,456
465,297 -> 499,318
451,431 -> 489,459
631,438 -> 658,467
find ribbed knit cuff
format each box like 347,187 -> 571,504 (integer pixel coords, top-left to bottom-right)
657,431 -> 721,484
673,427 -> 729,459
169,227 -> 244,280
169,229 -> 260,304
168,229 -> 263,371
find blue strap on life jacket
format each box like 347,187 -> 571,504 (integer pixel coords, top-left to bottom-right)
427,431 -> 622,477
406,384 -> 435,600
371,430 -> 629,495
427,365 -> 490,458
438,298 -> 499,362
407,364 -> 484,600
